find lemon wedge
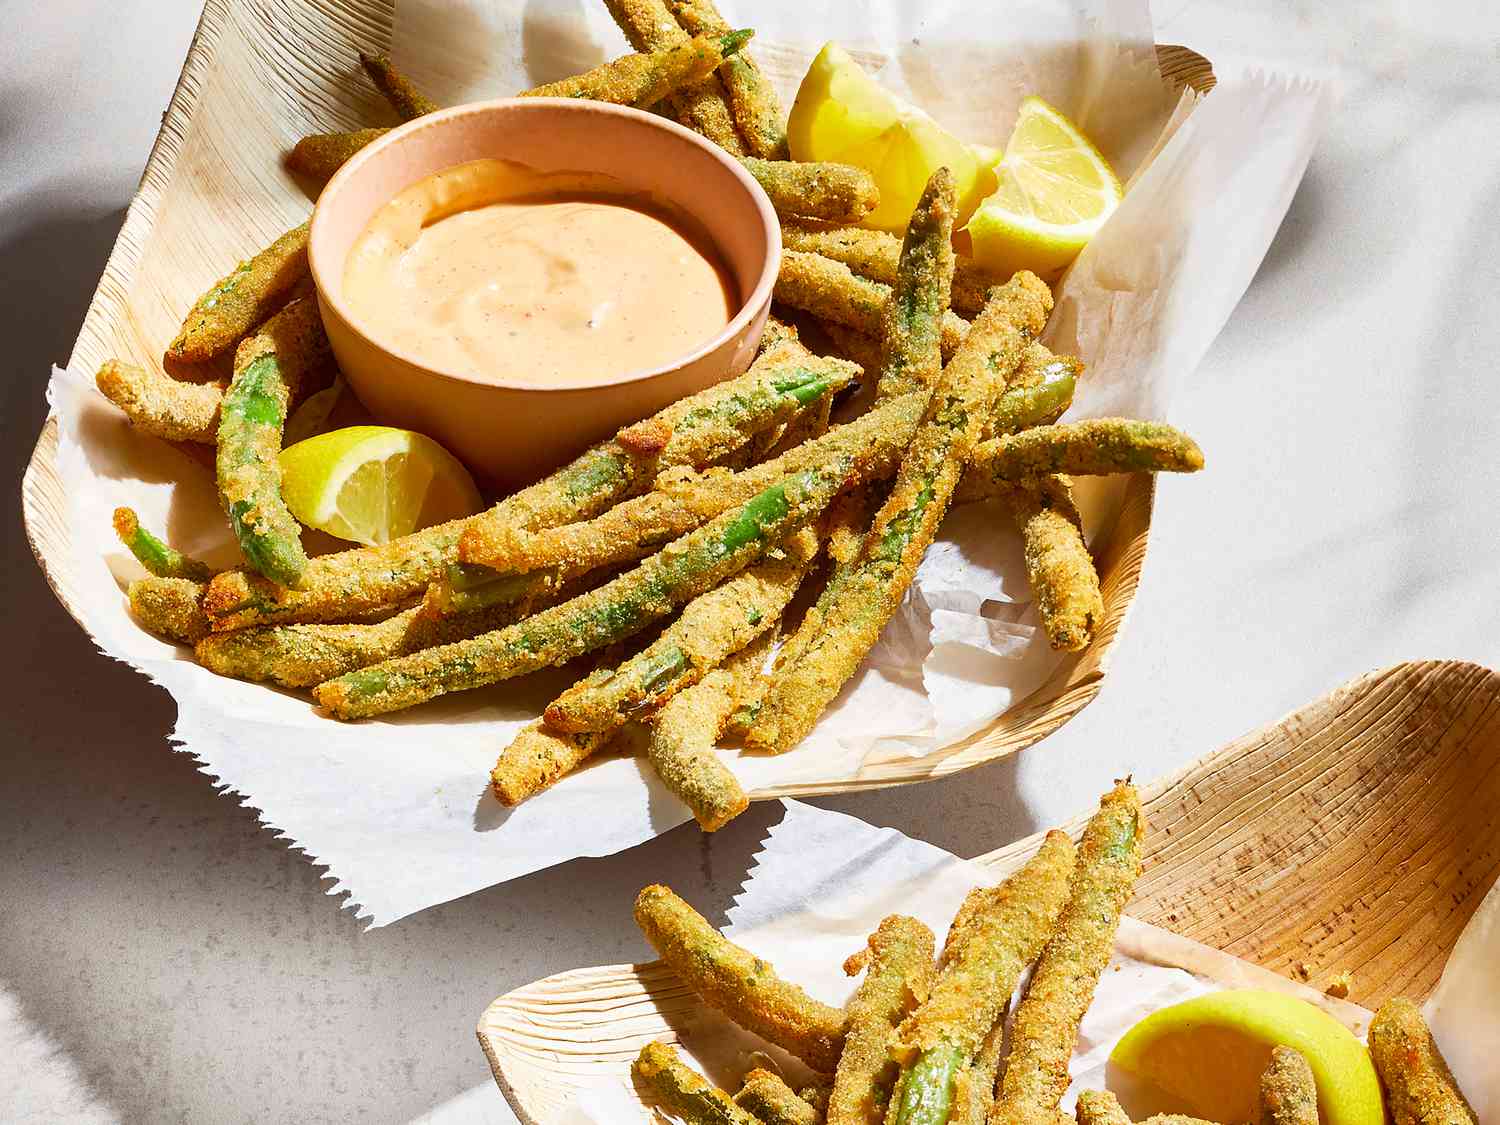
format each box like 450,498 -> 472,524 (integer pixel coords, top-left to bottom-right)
966,94 -> 1122,281
279,425 -> 482,546
1109,990 -> 1385,1125
787,42 -> 983,231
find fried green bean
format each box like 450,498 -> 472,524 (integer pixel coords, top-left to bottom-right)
477,392 -> 912,583
167,222 -> 310,363
749,271 -> 1052,755
635,884 -> 847,1072
1258,1046 -> 1319,1125
644,630 -> 770,830
634,1041 -> 763,1124
458,340 -> 856,569
215,295 -> 330,588
990,782 -> 1144,1125
961,420 -> 1204,494
357,51 -> 439,120
876,168 -> 958,399
112,507 -> 212,581
203,346 -> 844,631
286,127 -> 391,182
745,158 -> 880,224
775,252 -> 970,360
313,465 -> 846,718
1369,997 -> 1477,1125
523,29 -> 751,105
490,718 -> 646,806
981,352 -> 1078,438
781,223 -> 1003,317
995,475 -> 1102,653
1074,1090 -> 1132,1125
128,577 -> 210,644
670,0 -> 788,158
737,1068 -> 826,1125
194,591 -> 536,688
603,0 -> 745,154
544,527 -> 818,731
887,830 -> 1076,1125
949,1022 -> 1005,1125
828,915 -> 934,1125
96,359 -> 224,444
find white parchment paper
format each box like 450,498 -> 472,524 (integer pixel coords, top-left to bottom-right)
569,800 -> 1395,1122
43,0 -> 1330,925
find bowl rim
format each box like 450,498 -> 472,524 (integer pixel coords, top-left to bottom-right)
308,96 -> 781,394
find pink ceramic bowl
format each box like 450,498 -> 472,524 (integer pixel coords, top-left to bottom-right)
309,98 -> 780,489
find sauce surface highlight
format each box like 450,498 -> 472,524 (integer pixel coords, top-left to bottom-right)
343,159 -> 736,385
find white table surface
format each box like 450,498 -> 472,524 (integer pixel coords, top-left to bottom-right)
4,1 -> 1498,1121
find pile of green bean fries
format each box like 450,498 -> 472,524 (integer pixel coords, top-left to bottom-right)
96,0 -> 1206,832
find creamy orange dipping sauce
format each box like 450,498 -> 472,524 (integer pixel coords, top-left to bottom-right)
342,158 -> 736,385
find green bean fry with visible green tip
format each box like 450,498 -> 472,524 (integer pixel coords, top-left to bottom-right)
828,915 -> 934,1125
313,465 -> 847,719
202,347 -> 847,632
990,782 -> 1144,1125
887,830 -> 1076,1125
113,507 -> 212,581
216,295 -> 330,589
960,420 -> 1204,497
775,251 -> 969,360
168,222 -> 310,363
358,51 -> 439,119
749,271 -> 1052,756
634,884 -> 847,1072
523,29 -> 752,105
735,1068 -> 825,1125
633,1041 -> 764,1125
746,158 -> 881,224
670,0 -> 787,158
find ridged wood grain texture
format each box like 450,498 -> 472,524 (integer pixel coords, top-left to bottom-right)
20,0 -> 1214,794
480,661 -> 1499,1122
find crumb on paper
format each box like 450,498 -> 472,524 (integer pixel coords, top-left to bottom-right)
1292,961 -> 1312,981
1324,970 -> 1353,999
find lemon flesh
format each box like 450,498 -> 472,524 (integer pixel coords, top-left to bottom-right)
966,94 -> 1122,282
787,42 -> 983,231
1109,990 -> 1385,1125
279,425 -> 482,546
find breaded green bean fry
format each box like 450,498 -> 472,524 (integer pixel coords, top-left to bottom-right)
358,51 -> 439,120
635,884 -> 847,1072
113,507 -> 212,581
286,126 -> 391,182
542,527 -> 817,731
603,0 -> 745,154
997,475 -> 1102,653
962,420 -> 1204,492
781,223 -> 1002,316
96,359 -> 223,444
828,915 -> 934,1125
749,271 -> 1052,755
215,295 -> 330,588
523,30 -> 751,105
128,577 -> 210,644
1258,1046 -> 1319,1125
490,719 -> 645,806
203,347 -> 846,631
670,0 -> 788,158
990,782 -> 1144,1125
745,158 -> 880,223
736,1068 -> 825,1125
876,168 -> 958,399
982,353 -> 1078,439
1074,1090 -> 1131,1125
888,830 -> 1076,1125
313,466 -> 847,719
168,222 -> 310,363
634,1041 -> 763,1124
950,1022 -> 1005,1125
644,632 -> 770,830
479,393 -> 914,583
1369,997 -> 1477,1125
776,251 -> 969,359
